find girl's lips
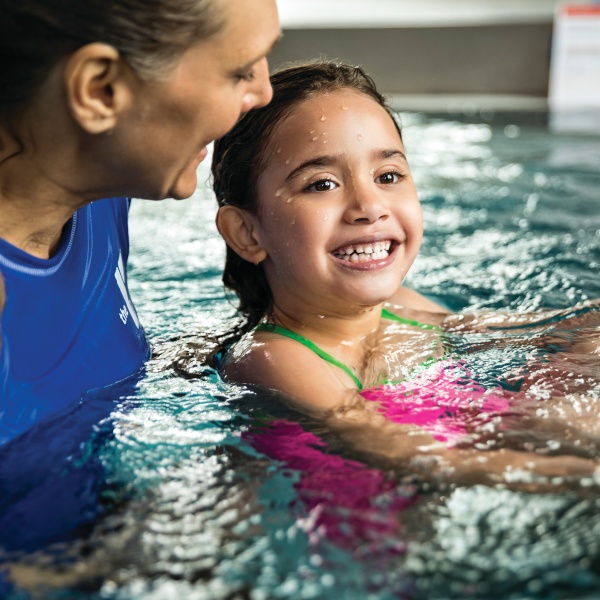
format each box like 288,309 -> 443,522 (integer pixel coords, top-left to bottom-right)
331,240 -> 400,270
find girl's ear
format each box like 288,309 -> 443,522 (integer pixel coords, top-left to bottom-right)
216,206 -> 268,264
63,43 -> 134,134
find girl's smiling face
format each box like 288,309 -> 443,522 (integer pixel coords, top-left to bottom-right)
253,89 -> 423,316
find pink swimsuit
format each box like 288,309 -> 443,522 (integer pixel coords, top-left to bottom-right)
361,359 -> 511,445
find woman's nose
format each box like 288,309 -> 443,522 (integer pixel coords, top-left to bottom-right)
344,181 -> 390,224
241,58 -> 273,113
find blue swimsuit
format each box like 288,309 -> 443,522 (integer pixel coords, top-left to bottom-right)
0,198 -> 150,443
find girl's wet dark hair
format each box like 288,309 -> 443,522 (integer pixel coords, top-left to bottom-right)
212,59 -> 403,342
0,0 -> 224,120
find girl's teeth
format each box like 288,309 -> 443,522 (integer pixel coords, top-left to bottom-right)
334,242 -> 393,262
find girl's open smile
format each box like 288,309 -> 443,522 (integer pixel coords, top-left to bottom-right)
332,237 -> 399,268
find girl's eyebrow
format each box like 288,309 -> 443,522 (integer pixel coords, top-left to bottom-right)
378,148 -> 408,162
285,155 -> 335,182
284,148 -> 408,183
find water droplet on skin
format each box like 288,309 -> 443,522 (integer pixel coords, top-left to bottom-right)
323,140 -> 328,144
286,197 -> 294,203
320,115 -> 327,121
369,168 -> 375,175
323,214 -> 329,221
312,136 -> 319,141
276,148 -> 281,154
291,216 -> 296,225
357,134 -> 363,141
309,130 -> 315,134
285,158 -> 290,164
275,188 -> 283,197
341,106 -> 349,111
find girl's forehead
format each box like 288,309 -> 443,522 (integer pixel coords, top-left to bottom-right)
267,89 -> 395,144
293,89 -> 375,118
265,89 -> 400,151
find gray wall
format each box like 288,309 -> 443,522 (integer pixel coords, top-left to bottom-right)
269,23 -> 553,97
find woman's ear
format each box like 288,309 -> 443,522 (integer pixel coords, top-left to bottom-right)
63,43 -> 134,134
216,206 -> 268,264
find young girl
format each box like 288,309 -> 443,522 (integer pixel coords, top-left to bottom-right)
210,61 -> 600,483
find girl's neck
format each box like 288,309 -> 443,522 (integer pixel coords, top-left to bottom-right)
270,302 -> 384,348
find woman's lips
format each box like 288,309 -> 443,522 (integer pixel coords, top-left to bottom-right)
197,146 -> 208,163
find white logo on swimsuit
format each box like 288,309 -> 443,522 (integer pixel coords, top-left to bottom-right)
114,252 -> 140,328
119,305 -> 129,324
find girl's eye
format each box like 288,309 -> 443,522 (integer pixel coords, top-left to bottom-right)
375,171 -> 404,184
306,179 -> 338,192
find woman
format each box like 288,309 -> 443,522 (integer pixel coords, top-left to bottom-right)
0,0 -> 281,442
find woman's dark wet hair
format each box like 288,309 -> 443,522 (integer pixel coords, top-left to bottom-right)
0,0 -> 225,120
212,59 -> 403,342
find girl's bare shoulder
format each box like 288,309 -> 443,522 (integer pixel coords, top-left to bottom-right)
220,331 -> 354,412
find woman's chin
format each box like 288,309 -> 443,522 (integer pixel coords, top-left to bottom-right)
168,174 -> 198,200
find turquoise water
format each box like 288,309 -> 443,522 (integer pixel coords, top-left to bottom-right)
1,113 -> 599,599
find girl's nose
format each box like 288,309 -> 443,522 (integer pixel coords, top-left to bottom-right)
241,58 -> 273,113
344,181 -> 390,224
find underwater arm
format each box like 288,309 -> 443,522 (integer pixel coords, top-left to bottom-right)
323,404 -> 600,492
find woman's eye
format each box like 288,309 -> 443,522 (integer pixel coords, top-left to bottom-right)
375,171 -> 404,184
236,69 -> 255,82
306,179 -> 338,192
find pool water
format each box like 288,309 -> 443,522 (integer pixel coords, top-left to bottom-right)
1,112 -> 599,600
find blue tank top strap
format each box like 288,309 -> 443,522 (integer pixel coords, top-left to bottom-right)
255,323 -> 363,390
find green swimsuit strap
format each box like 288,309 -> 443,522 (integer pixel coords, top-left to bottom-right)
255,323 -> 363,390
380,307 -> 444,332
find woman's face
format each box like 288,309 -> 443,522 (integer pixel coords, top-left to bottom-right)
113,0 -> 280,200
252,89 -> 423,316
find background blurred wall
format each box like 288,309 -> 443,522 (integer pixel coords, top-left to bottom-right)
271,0 -> 558,108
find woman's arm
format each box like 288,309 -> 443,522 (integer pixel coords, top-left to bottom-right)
444,298 -> 600,334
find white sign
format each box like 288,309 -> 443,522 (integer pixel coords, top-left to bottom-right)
549,3 -> 600,131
